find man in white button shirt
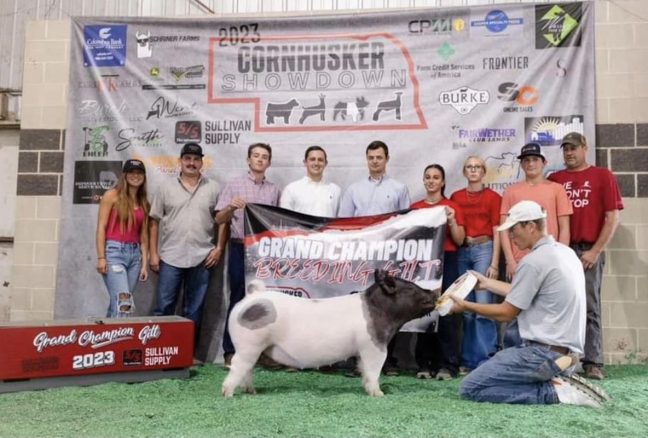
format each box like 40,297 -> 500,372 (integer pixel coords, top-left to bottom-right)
280,145 -> 341,216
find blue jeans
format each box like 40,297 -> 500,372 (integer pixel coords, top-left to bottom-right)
459,344 -> 562,405
154,259 -> 212,342
458,241 -> 498,370
415,251 -> 459,374
103,240 -> 141,318
222,241 -> 246,356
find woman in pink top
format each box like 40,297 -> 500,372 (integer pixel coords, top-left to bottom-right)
95,159 -> 150,317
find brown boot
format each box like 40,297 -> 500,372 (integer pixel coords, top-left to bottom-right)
584,364 -> 605,380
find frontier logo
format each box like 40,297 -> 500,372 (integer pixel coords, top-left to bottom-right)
439,86 -> 490,115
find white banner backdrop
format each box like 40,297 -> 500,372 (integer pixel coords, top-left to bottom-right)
56,3 -> 594,354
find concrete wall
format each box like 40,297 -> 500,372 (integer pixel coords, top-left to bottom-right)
5,2 -> 648,363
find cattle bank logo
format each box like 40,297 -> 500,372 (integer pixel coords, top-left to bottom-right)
535,3 -> 582,48
525,115 -> 584,146
439,87 -> 490,114
83,25 -> 127,67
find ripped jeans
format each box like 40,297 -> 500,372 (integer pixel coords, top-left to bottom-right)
103,240 -> 141,318
459,344 -> 563,405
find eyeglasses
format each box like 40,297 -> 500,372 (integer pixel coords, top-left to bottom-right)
464,165 -> 483,171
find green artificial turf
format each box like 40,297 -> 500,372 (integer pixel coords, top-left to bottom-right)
1,364 -> 647,438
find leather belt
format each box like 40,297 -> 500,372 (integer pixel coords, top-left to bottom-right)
463,235 -> 492,247
526,340 -> 570,355
230,238 -> 244,244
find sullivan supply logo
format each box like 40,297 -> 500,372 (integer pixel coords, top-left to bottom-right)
470,9 -> 524,37
83,25 -> 127,67
525,115 -> 584,146
535,3 -> 582,48
439,87 -> 489,114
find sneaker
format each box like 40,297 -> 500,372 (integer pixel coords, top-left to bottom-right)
458,366 -> 471,376
584,364 -> 605,380
436,368 -> 453,381
416,369 -> 434,379
551,376 -> 605,408
223,353 -> 233,369
567,373 -> 610,402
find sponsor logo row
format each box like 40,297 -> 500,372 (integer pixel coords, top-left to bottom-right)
82,4 -> 583,68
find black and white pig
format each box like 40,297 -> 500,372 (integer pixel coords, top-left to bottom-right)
221,270 -> 440,397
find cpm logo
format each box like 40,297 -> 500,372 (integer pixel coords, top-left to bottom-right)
408,18 -> 465,33
497,82 -> 539,106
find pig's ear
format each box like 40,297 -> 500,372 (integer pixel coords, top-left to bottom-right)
375,269 -> 397,295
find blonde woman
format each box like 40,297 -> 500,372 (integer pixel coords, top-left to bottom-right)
450,156 -> 502,374
96,159 -> 150,317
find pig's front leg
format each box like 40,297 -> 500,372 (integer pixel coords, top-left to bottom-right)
358,346 -> 388,397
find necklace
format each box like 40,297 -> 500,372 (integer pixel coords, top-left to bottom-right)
465,188 -> 484,205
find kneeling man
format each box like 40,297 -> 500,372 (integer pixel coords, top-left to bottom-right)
450,200 -> 609,407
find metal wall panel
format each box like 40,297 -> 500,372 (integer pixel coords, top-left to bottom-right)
1,0 -> 551,90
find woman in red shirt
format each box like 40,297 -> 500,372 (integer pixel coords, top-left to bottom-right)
411,164 -> 465,380
95,159 -> 150,317
450,156 -> 502,374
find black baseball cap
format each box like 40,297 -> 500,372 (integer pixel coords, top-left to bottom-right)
561,132 -> 587,148
517,142 -> 546,161
122,159 -> 146,173
180,142 -> 204,157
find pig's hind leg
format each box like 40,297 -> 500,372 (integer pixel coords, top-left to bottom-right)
222,350 -> 260,397
358,346 -> 387,397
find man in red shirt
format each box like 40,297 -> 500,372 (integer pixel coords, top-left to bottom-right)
548,132 -> 624,380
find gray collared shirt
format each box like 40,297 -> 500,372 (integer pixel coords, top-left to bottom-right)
338,174 -> 410,217
150,175 -> 220,268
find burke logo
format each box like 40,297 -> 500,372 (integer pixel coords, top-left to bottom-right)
439,87 -> 490,114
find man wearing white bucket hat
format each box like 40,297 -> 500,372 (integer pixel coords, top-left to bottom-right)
449,200 -> 609,407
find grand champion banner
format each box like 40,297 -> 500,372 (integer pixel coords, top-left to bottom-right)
56,4 -> 595,339
243,204 -> 447,331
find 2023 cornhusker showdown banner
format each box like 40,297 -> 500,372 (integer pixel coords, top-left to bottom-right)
244,204 -> 447,331
57,4 -> 594,325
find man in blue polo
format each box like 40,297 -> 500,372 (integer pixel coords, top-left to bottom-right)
339,140 -> 410,376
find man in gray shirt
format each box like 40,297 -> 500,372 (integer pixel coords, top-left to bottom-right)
450,200 -> 608,407
149,143 -> 223,347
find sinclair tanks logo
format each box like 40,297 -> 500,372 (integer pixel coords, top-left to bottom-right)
208,34 -> 426,132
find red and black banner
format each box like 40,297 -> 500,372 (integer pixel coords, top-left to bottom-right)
243,204 -> 447,331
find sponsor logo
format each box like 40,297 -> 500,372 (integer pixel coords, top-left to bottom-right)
146,96 -> 196,120
482,56 -> 529,70
170,65 -> 205,81
497,82 -> 539,112
175,121 -> 202,143
437,42 -> 455,61
78,74 -> 142,92
145,345 -> 179,366
82,126 -> 110,157
150,66 -> 161,77
483,152 -> 523,192
451,125 -> 517,149
78,99 -> 140,123
535,3 -> 582,49
123,349 -> 143,366
135,30 -> 200,58
21,357 -> 60,373
525,115 -> 584,146
556,58 -> 568,77
142,83 -> 206,91
439,86 -> 489,114
204,119 -> 252,144
470,9 -> 524,36
408,17 -> 466,34
116,128 -> 164,151
83,25 -> 127,67
73,160 -> 123,204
